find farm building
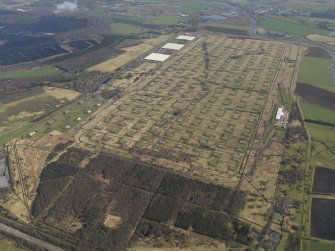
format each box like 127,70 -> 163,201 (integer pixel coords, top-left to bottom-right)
145,53 -> 170,62
28,131 -> 36,137
176,35 -> 195,41
275,107 -> 289,127
276,107 -> 284,120
162,43 -> 184,50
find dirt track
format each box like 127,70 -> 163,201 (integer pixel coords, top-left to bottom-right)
0,222 -> 65,251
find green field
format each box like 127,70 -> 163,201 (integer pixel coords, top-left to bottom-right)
150,15 -> 179,25
91,8 -> 107,17
284,0 -> 335,11
297,56 -> 335,93
0,66 -> 59,79
306,122 -> 335,166
0,87 -> 81,144
302,239 -> 335,251
0,239 -> 25,251
306,123 -> 335,146
206,21 -> 248,31
111,23 -> 141,35
258,15 -> 330,36
299,100 -> 335,123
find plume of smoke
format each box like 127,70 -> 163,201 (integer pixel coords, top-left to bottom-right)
56,0 -> 78,11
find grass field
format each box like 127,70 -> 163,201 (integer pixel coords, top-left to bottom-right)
302,239 -> 335,251
306,122 -> 335,166
0,239 -> 25,251
111,23 -> 141,35
88,35 -> 169,73
91,8 -> 107,17
150,16 -> 179,25
284,0 -> 335,11
0,66 -> 59,79
205,21 -> 248,31
297,56 -> 335,93
299,100 -> 335,123
306,123 -> 335,146
258,15 -> 330,36
0,87 -> 80,144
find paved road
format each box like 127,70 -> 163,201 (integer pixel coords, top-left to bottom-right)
0,222 -> 65,251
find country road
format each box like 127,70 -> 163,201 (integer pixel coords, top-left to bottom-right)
0,222 -> 65,251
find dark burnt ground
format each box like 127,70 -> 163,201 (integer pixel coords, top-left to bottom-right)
306,46 -> 331,59
295,83 -> 335,110
0,16 -> 88,66
311,198 -> 335,240
32,151 -> 251,251
312,166 -> 335,194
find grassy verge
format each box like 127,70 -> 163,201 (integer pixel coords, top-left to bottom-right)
0,239 -> 25,251
0,66 -> 59,79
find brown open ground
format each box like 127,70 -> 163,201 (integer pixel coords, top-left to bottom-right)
87,36 -> 170,73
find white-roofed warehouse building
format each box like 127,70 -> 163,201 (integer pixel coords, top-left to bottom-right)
176,35 -> 195,41
145,53 -> 170,62
162,43 -> 184,50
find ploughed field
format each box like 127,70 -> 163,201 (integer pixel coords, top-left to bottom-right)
79,34 -> 293,184
312,166 -> 335,194
32,148 -> 251,250
311,198 -> 335,240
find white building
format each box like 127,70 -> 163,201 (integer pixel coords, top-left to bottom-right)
145,53 -> 170,62
176,35 -> 195,41
276,107 -> 284,120
162,43 -> 184,50
28,131 -> 36,137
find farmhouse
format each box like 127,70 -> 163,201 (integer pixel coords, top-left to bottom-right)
145,53 -> 170,62
275,107 -> 289,127
162,43 -> 184,50
176,35 -> 195,41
